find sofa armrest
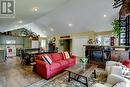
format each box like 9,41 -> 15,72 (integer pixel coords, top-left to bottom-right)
70,55 -> 76,59
35,60 -> 49,69
106,74 -> 126,85
35,60 -> 51,79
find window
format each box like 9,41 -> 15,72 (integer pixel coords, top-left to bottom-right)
41,39 -> 46,49
96,36 -> 102,45
96,35 -> 110,46
103,36 -> 110,46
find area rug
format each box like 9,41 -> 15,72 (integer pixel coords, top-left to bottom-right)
26,68 -> 107,87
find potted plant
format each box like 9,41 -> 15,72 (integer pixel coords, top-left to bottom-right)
112,19 -> 120,37
111,19 -> 120,46
80,56 -> 89,70
80,57 -> 88,65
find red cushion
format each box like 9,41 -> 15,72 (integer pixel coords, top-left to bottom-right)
122,59 -> 130,68
58,53 -> 64,60
57,60 -> 69,66
51,53 -> 63,62
37,54 -> 43,60
49,63 -> 61,71
67,58 -> 75,64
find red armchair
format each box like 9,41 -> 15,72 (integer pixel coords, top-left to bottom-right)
35,53 -> 76,79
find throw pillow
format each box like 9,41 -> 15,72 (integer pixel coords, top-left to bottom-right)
42,55 -> 52,64
62,52 -> 70,60
122,60 -> 130,68
113,82 -> 129,87
62,52 -> 66,60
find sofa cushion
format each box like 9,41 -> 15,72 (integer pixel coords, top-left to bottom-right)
105,61 -> 123,75
58,53 -> 64,60
57,60 -> 69,67
51,53 -> 63,62
49,63 -> 61,71
37,54 -> 43,60
67,58 -> 75,64
110,66 -> 122,76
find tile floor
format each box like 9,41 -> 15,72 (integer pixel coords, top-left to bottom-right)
0,57 -> 42,87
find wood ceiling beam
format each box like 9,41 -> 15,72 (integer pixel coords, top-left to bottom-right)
119,0 -> 130,16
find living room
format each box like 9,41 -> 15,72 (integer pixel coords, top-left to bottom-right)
0,0 -> 130,87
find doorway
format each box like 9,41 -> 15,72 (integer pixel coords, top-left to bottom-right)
72,36 -> 88,57
59,39 -> 72,52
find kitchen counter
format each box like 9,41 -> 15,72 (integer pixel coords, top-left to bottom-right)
0,49 -> 6,62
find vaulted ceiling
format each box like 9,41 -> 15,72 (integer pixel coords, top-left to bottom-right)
0,0 -> 120,37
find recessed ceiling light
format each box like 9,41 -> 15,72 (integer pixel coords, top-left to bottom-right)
32,7 -> 39,12
18,20 -> 23,23
68,23 -> 73,27
104,14 -> 107,18
50,28 -> 54,31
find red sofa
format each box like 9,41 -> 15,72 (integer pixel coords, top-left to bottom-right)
35,52 -> 76,79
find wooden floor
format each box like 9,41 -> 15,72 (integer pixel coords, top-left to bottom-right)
0,57 -> 42,87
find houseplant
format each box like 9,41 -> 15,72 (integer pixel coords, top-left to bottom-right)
80,56 -> 89,70
80,57 -> 88,65
112,19 -> 120,37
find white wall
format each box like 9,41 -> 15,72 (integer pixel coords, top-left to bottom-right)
72,36 -> 88,57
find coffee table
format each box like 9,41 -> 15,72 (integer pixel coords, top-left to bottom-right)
66,64 -> 98,87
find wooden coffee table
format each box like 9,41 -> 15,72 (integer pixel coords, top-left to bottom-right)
66,64 -> 98,87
